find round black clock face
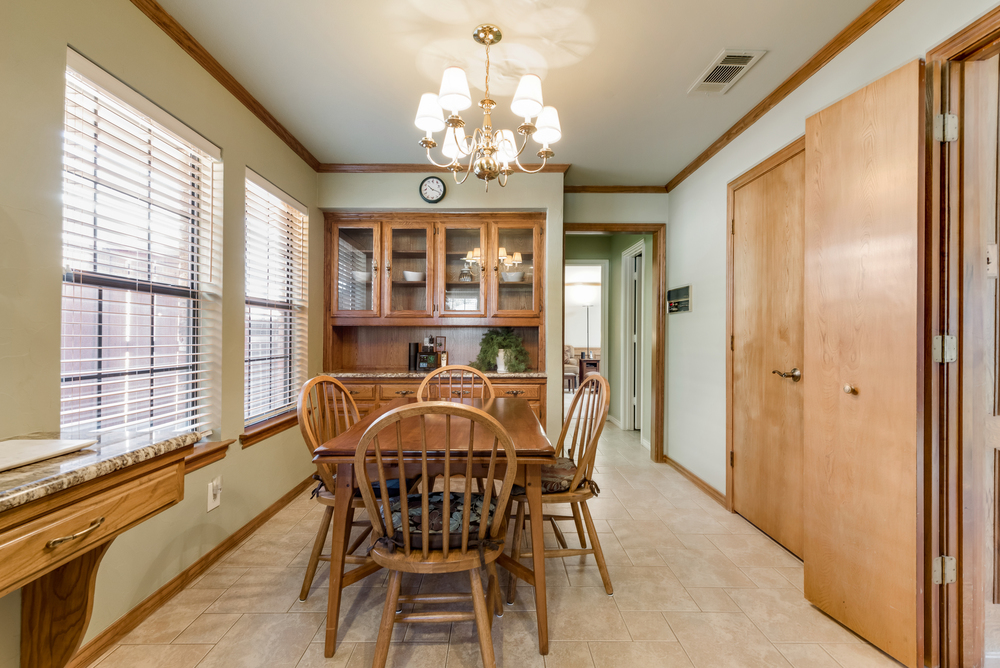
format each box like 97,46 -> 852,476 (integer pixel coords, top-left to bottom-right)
419,176 -> 446,204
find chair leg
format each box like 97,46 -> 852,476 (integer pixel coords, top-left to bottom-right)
506,501 -> 526,604
486,561 -> 503,618
581,501 -> 613,596
570,503 -> 587,549
469,567 -> 497,668
550,516 -> 568,549
300,505 -> 333,601
373,570 -> 403,668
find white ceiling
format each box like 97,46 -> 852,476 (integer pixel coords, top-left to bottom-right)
156,0 -> 874,186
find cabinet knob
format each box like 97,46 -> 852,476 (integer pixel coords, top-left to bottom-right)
843,384 -> 857,395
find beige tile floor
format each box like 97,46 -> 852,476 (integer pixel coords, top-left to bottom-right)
90,417 -> 904,668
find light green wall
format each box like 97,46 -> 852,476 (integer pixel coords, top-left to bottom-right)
0,0 -> 320,662
564,235 -> 612,260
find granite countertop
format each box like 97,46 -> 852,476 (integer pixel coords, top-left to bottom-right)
0,430 -> 204,513
328,371 -> 549,380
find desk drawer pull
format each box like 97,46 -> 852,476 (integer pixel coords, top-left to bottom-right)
451,390 -> 471,396
46,517 -> 105,549
396,390 -> 415,396
349,390 -> 359,395
505,390 -> 525,396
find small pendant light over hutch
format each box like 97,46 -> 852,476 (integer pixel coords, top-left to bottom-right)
414,24 -> 561,190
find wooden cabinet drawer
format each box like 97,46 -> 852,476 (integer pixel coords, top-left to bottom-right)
380,383 -> 420,400
493,384 -> 541,400
341,383 -> 375,400
355,402 -> 380,418
0,465 -> 182,592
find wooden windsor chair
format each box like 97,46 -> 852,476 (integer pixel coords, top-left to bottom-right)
296,376 -> 374,601
354,401 -> 518,668
506,373 -> 613,603
418,365 -> 495,493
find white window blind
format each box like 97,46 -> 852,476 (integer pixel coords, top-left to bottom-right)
244,173 -> 308,425
60,64 -> 220,436
337,237 -> 369,310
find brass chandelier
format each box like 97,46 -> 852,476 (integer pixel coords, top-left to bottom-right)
414,24 -> 562,190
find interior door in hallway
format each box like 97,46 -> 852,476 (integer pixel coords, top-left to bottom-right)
803,60 -> 925,668
730,144 -> 805,558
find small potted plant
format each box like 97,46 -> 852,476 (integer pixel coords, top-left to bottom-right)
470,328 -> 530,373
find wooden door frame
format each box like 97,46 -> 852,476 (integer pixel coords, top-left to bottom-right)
928,8 -> 1000,666
725,137 -> 806,512
563,223 -> 667,464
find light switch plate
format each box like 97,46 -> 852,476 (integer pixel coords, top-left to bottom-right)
207,476 -> 222,512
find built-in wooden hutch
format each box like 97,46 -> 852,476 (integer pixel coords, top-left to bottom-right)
323,211 -> 547,424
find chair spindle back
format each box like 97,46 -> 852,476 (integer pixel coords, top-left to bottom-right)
297,376 -> 362,490
354,402 -> 517,560
417,365 -> 495,403
557,373 -> 611,492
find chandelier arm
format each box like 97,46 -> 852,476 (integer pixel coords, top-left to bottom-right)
498,170 -> 508,188
424,148 -> 457,170
513,152 -> 548,174
511,132 -> 532,159
452,146 -> 477,186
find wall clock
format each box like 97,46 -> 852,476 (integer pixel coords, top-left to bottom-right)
419,176 -> 446,204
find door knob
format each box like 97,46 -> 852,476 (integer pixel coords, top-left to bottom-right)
771,368 -> 801,382
843,384 -> 857,395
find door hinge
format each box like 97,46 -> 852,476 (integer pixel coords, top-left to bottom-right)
731,335 -> 734,351
932,334 -> 957,363
934,114 -> 958,142
731,218 -> 735,235
730,451 -> 734,467
932,555 -> 957,584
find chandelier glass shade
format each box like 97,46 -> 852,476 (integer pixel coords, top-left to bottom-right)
414,24 -> 561,190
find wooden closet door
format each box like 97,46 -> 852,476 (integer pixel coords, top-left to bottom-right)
803,60 -> 925,668
731,147 -> 805,558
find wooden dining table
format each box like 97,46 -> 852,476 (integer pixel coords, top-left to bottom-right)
312,396 -> 557,658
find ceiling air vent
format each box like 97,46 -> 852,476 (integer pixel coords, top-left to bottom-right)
688,49 -> 766,95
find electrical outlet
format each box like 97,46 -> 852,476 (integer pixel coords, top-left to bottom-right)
207,475 -> 222,512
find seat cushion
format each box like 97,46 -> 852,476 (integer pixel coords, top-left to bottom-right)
384,492 -> 497,549
513,456 -> 579,495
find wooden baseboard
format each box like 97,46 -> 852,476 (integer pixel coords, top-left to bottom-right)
68,476 -> 314,668
664,456 -> 727,508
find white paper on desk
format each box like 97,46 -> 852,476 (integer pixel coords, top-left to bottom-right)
0,440 -> 98,473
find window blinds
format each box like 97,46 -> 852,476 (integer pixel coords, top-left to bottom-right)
60,65 -> 219,436
244,174 -> 308,425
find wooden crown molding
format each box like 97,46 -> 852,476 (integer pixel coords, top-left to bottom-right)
928,4 -> 1000,61
317,163 -> 571,174
129,0 -> 322,171
563,185 -> 667,194
665,0 -> 905,193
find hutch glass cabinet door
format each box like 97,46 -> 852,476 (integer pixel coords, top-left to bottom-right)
384,221 -> 434,317
489,218 -> 542,318
331,220 -> 379,317
437,221 -> 487,318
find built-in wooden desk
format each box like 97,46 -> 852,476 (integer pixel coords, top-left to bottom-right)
0,431 -> 198,668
